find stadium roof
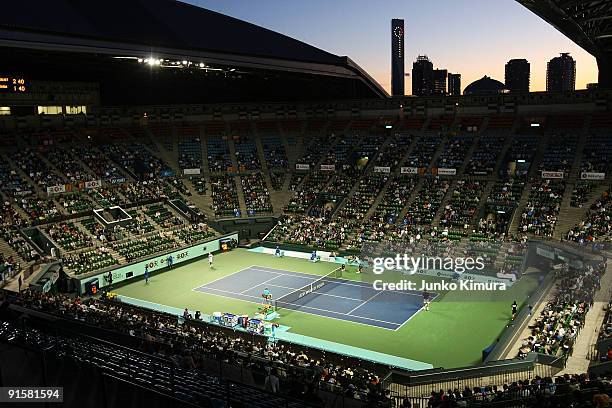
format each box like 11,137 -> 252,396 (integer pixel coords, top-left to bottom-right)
0,0 -> 387,101
517,0 -> 612,88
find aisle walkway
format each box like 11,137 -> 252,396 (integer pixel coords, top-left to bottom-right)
559,260 -> 612,375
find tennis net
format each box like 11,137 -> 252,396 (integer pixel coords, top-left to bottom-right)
274,267 -> 343,312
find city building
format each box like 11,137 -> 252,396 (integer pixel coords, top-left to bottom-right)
547,53 -> 576,92
391,19 -> 405,96
412,55 -> 434,96
433,69 -> 448,95
448,73 -> 461,96
505,59 -> 530,92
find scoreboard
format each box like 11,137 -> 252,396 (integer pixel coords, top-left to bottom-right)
0,75 -> 28,93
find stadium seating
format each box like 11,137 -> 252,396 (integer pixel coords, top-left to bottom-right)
211,175 -> 241,217
241,172 -> 272,215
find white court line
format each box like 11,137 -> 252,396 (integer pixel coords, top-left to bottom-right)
395,292 -> 441,331
240,274 -> 284,294
197,285 -> 402,329
250,266 -> 425,298
191,265 -> 259,291
346,290 -> 386,315
193,264 -> 429,331
252,282 -> 365,303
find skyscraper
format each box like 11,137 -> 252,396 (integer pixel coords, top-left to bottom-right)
391,19 -> 405,96
505,59 -> 530,93
412,55 -> 433,96
547,53 -> 576,92
448,73 -> 461,96
433,69 -> 448,95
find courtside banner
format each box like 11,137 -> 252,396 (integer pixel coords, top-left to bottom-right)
401,167 -> 418,174
438,168 -> 457,176
320,164 -> 335,171
581,172 -> 605,180
84,180 -> 102,189
374,166 -> 391,173
78,233 -> 238,294
183,168 -> 201,175
541,171 -> 564,179
296,163 -> 310,170
46,185 -> 66,195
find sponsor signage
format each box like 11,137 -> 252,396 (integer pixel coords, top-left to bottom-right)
109,177 -> 126,185
580,172 -> 605,180
401,167 -> 418,174
541,171 -> 564,179
183,168 -> 201,175
84,180 -> 102,189
374,166 -> 391,174
296,164 -> 310,170
14,190 -> 32,196
320,164 -> 335,171
46,184 -> 66,195
438,168 -> 457,176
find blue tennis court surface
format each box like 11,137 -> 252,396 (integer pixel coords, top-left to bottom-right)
193,265 -> 436,330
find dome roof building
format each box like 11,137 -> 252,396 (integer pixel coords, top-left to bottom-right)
463,76 -> 508,95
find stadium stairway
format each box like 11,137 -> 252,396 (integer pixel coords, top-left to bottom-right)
508,180 -> 532,234
1,190 -> 31,221
491,130 -> 516,177
558,261 -> 612,375
3,154 -> 45,195
252,133 -> 287,213
554,183 -> 611,240
508,132 -> 551,234
559,117 -> 589,207
425,132 -> 448,174
224,139 -> 248,215
0,239 -> 27,270
432,179 -> 458,226
200,128 -> 210,176
456,132 -> 482,177
361,143 -> 419,221
144,132 -> 180,176
253,133 -> 268,172
397,178 -> 426,222
284,132 -> 303,169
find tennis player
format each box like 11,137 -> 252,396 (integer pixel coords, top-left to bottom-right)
144,264 -> 149,284
208,252 -> 214,268
422,290 -> 431,311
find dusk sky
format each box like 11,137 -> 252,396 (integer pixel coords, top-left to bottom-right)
184,0 -> 598,95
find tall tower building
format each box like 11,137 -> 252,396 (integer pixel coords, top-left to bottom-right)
412,55 -> 434,96
391,19 -> 405,96
448,73 -> 461,96
505,59 -> 530,92
547,53 -> 576,92
433,69 -> 448,95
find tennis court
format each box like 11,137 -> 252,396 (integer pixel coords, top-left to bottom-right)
193,265 -> 434,330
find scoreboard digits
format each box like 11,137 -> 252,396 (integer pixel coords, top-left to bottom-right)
0,75 -> 28,93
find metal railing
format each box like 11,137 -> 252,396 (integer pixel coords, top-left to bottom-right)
382,353 -> 566,400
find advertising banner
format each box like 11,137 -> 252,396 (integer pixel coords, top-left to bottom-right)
541,171 -> 564,179
374,166 -> 391,174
